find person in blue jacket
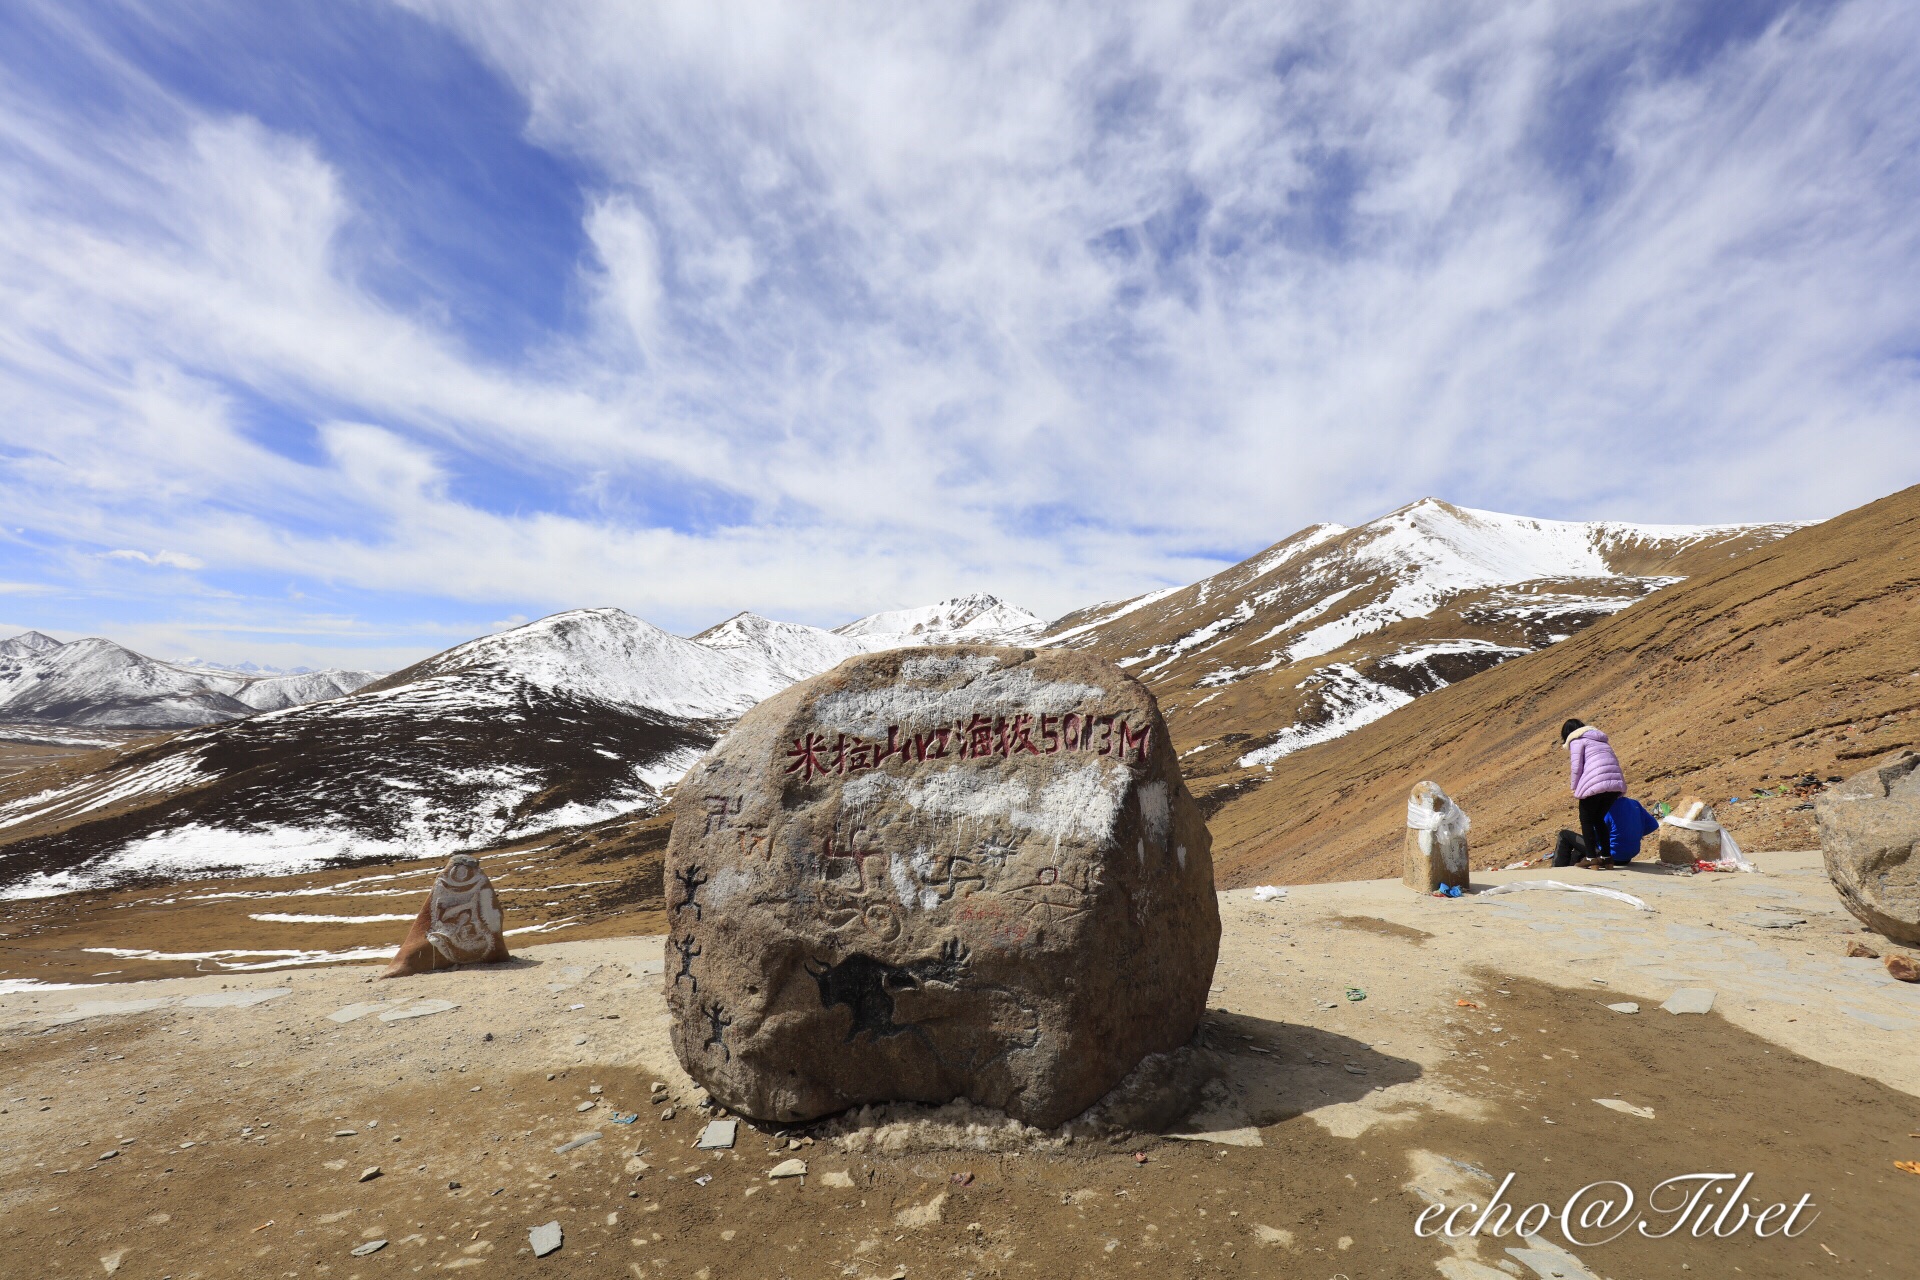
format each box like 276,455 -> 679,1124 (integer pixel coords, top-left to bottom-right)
1552,794 -> 1661,868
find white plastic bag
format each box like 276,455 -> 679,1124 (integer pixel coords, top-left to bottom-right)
1476,880 -> 1653,911
1407,796 -> 1471,839
1251,885 -> 1288,902
1660,812 -> 1757,872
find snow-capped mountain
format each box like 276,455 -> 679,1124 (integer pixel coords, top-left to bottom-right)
692,612 -> 875,684
0,630 -> 61,658
367,607 -> 791,720
0,595 -> 1046,738
832,592 -> 1045,644
0,633 -> 382,728
1045,499 -> 1806,791
691,594 -> 1043,682
228,670 -> 385,713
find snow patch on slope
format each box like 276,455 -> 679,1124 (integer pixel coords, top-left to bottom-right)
1244,523 -> 1348,579
1043,586 -> 1187,646
1378,639 -> 1532,668
0,823 -> 390,900
1130,601 -> 1256,676
0,751 -> 213,831
1237,666 -> 1417,768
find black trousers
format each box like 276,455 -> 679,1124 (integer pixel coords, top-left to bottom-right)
1576,791 -> 1621,863
1553,829 -> 1588,866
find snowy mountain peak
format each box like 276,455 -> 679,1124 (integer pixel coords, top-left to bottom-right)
833,593 -> 1044,642
1339,500 -> 1807,592
1352,502 -> 1623,587
692,611 -> 792,644
373,607 -> 787,721
691,611 -> 873,684
431,606 -> 670,665
0,630 -> 62,656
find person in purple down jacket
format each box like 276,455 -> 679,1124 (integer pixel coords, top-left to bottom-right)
1561,717 -> 1626,865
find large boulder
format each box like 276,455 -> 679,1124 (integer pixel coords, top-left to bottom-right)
1817,753 -> 1920,945
1403,781 -> 1469,892
1656,796 -> 1722,865
383,853 -> 509,978
662,645 -> 1220,1128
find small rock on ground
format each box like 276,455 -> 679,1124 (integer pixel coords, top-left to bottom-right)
768,1158 -> 807,1179
1605,1002 -> 1640,1014
1733,912 -> 1805,929
350,1240 -> 387,1257
327,1002 -> 391,1024
895,1191 -> 947,1228
529,1220 -> 563,1257
1660,988 -> 1715,1015
376,999 -> 459,1023
696,1120 -> 738,1150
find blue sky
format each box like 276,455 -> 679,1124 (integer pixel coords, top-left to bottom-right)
2,0 -> 1916,670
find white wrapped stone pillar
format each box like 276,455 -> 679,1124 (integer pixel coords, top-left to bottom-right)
1404,781 -> 1470,893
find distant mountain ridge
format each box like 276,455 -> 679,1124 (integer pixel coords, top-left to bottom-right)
176,657 -> 325,676
0,593 -> 1048,733
0,595 -> 1048,897
0,631 -> 383,729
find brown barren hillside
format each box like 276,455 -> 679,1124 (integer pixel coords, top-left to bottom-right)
1205,484 -> 1920,886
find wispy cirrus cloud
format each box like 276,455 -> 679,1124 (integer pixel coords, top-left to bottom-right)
0,0 -> 1916,668
104,549 -> 204,570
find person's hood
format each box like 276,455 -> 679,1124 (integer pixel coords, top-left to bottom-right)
1565,725 -> 1604,747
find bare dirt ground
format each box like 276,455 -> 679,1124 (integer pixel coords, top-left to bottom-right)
3,852 -> 1917,1280
0,737 -> 137,785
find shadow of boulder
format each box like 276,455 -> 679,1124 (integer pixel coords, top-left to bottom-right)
1156,1009 -> 1425,1139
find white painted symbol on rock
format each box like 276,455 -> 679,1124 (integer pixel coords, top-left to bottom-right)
427,855 -> 505,963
